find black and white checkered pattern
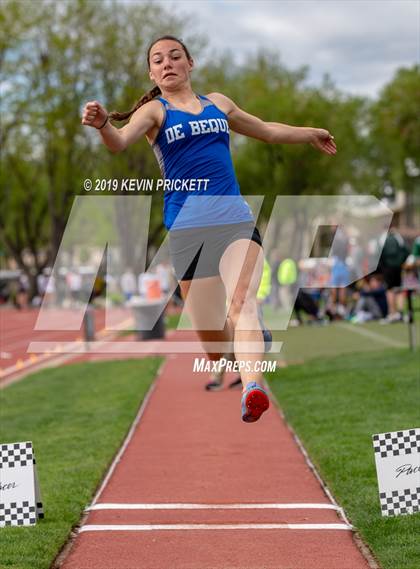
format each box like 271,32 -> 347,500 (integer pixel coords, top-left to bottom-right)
379,487 -> 420,517
0,501 -> 37,526
37,501 -> 44,519
0,442 -> 34,469
372,429 -> 420,459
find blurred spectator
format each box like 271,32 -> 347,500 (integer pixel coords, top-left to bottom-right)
329,226 -> 350,318
16,273 -> 29,309
349,236 -> 365,281
56,271 -> 67,305
66,269 -> 82,305
37,271 -> 48,297
276,258 -> 325,325
257,257 -> 272,304
120,267 -> 137,301
0,272 -> 21,306
0,281 -> 8,304
155,262 -> 173,295
350,274 -> 388,323
277,257 -> 298,308
105,273 -> 118,295
44,269 -> 56,305
138,271 -> 151,297
402,235 -> 420,286
412,235 -> 420,277
294,290 -> 324,325
378,222 -> 410,323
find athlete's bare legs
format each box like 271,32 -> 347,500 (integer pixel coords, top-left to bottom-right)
178,239 -> 266,390
219,239 -> 265,389
178,242 -> 269,420
179,276 -> 234,362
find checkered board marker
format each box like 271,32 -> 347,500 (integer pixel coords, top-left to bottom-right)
372,428 -> 420,517
0,442 -> 43,527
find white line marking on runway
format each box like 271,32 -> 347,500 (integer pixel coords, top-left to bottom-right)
80,523 -> 352,532
87,503 -> 340,511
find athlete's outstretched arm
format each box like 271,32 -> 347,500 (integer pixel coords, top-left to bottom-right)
81,100 -> 162,153
206,92 -> 336,155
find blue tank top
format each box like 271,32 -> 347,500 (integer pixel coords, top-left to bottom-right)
152,94 -> 254,230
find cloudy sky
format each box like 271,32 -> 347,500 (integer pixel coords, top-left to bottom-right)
154,0 -> 419,98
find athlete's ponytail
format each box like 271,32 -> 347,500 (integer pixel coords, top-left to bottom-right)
108,85 -> 162,122
108,35 -> 192,123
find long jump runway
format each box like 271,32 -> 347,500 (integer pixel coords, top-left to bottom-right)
60,352 -> 373,569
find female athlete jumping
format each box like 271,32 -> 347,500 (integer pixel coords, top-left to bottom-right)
81,35 -> 336,422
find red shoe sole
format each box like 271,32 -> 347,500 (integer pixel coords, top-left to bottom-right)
243,389 -> 270,422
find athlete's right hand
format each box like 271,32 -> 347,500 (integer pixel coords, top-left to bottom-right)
81,101 -> 108,129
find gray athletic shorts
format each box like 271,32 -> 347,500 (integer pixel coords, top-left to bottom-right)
169,221 -> 262,281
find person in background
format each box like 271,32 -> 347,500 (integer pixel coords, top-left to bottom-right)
16,273 -> 29,310
328,226 -> 350,319
37,270 -> 47,299
350,274 -> 388,323
378,221 -> 410,323
43,269 -> 56,306
66,269 -> 83,306
277,257 -> 298,309
121,267 -> 137,301
402,235 -> 420,286
294,290 -> 324,325
411,235 -> 420,281
155,262 -> 172,295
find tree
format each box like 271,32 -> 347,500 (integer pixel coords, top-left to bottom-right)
369,65 -> 420,226
0,0 -> 200,294
226,51 -> 372,256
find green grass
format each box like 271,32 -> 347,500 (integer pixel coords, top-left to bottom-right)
266,314 -> 420,363
165,312 -> 182,329
0,358 -> 162,569
267,349 -> 420,569
160,301 -> 419,360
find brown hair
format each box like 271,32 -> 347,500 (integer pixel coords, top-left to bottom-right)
108,35 -> 193,122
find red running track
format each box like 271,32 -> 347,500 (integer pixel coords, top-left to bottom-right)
59,350 -> 374,569
0,308 -> 104,364
0,307 -> 132,384
0,305 -> 183,382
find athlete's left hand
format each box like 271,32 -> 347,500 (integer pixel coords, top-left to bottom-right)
310,129 -> 337,155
